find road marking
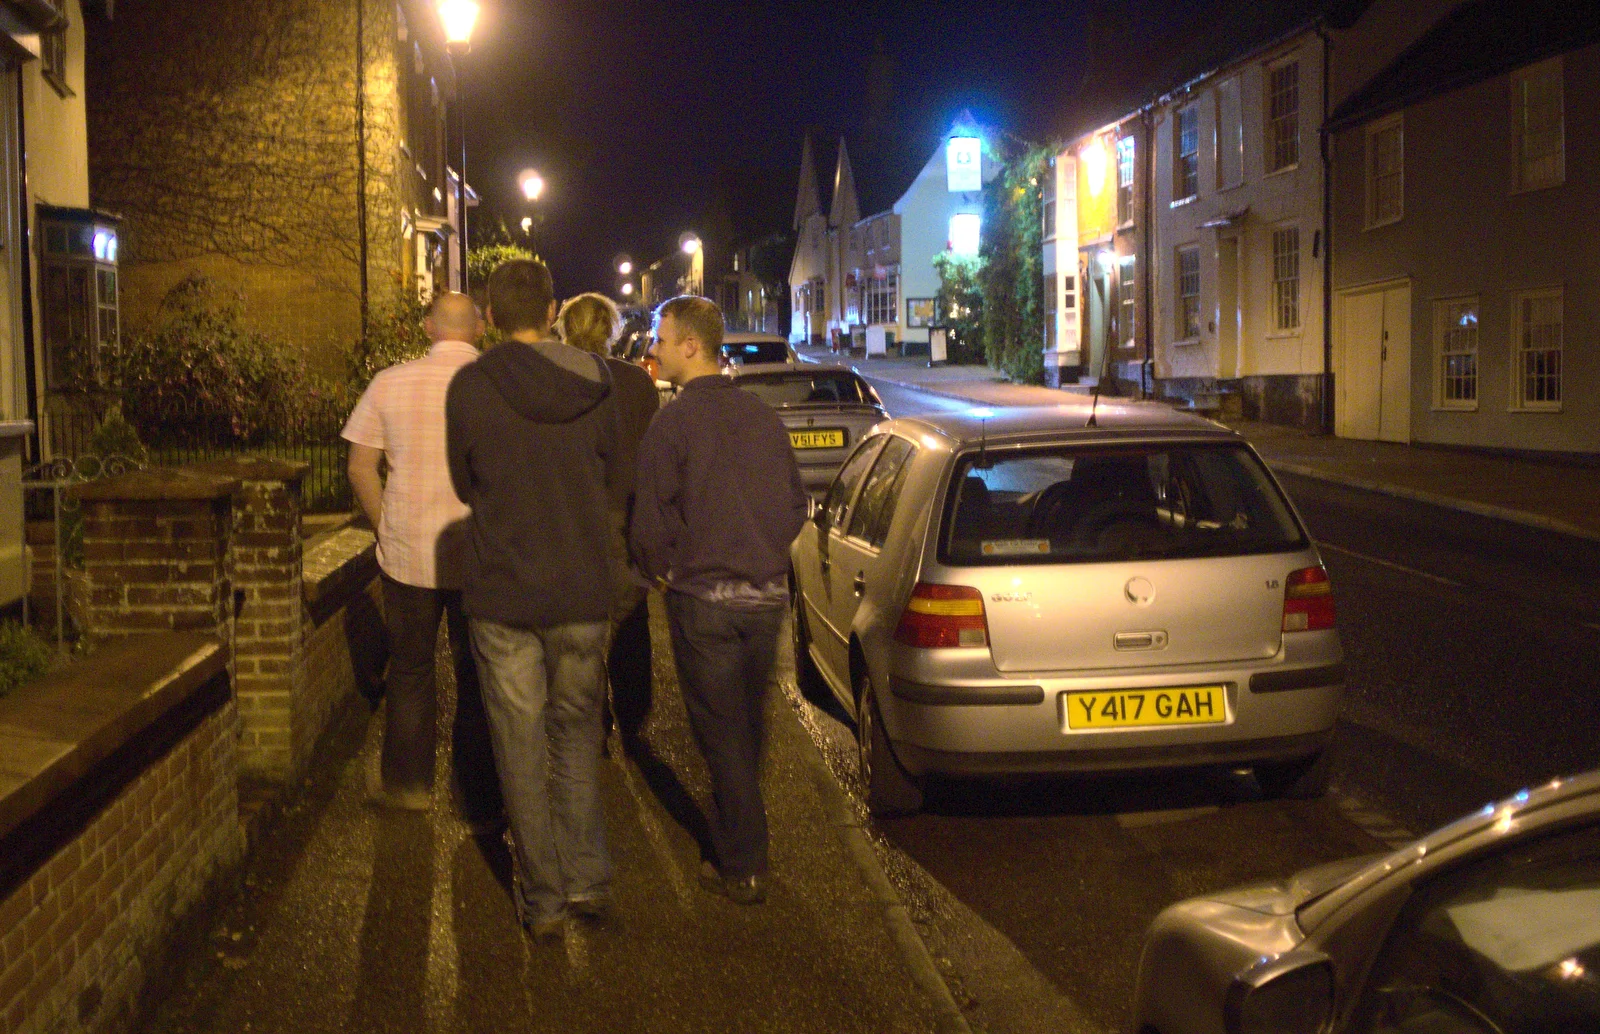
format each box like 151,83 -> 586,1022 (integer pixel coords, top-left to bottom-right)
1320,542 -> 1464,588
1333,791 -> 1416,850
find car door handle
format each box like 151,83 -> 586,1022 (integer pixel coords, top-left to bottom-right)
852,573 -> 866,597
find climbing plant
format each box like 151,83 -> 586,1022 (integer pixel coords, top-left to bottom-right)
978,144 -> 1051,385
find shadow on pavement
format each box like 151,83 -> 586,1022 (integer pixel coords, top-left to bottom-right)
917,765 -> 1259,819
348,810 -> 435,1030
620,734 -> 715,864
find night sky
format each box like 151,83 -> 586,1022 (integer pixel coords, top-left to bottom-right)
460,0 -> 1095,295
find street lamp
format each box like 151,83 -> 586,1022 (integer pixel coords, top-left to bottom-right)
678,233 -> 703,296
438,0 -> 480,290
679,232 -> 701,255
518,169 -> 545,202
620,282 -> 635,297
520,216 -> 533,235
615,253 -> 633,276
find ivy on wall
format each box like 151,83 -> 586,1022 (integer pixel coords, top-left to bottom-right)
979,144 -> 1052,385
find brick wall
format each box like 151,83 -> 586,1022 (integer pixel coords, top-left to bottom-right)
299,527 -> 384,770
0,637 -> 240,1034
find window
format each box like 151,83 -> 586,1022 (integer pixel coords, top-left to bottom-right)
1174,106 -> 1199,201
1265,60 -> 1300,173
1272,228 -> 1300,332
949,213 -> 981,256
40,210 -> 119,392
41,5 -> 72,100
1512,58 -> 1563,192
1511,288 -> 1562,410
1176,245 -> 1200,339
848,437 -> 917,548
1365,114 -> 1404,227
1347,823 -> 1600,1034
1118,257 -> 1136,347
1215,76 -> 1243,189
823,436 -> 887,529
1116,135 -> 1135,225
1041,167 -> 1056,240
1044,273 -> 1058,350
1433,298 -> 1479,409
864,271 -> 899,325
1063,273 -> 1076,320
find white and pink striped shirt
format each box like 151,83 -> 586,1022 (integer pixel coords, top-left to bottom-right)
341,339 -> 479,588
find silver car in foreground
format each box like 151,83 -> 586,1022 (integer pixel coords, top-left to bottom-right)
728,363 -> 888,498
1134,770 -> 1600,1034
788,400 -> 1343,815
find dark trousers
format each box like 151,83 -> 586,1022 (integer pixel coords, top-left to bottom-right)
379,574 -> 501,819
608,590 -> 653,743
664,591 -> 784,879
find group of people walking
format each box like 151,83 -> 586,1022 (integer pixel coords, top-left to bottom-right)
341,259 -> 807,940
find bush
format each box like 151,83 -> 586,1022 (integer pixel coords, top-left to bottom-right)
85,408 -> 147,466
978,145 -> 1049,385
933,253 -> 986,363
350,290 -> 430,388
468,242 -> 537,292
111,274 -> 338,446
0,622 -> 52,698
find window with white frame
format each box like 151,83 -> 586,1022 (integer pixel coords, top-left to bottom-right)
1265,59 -> 1300,173
1044,272 -> 1058,350
1272,227 -> 1301,331
1176,245 -> 1200,339
1512,58 -> 1563,192
1433,297 -> 1479,409
864,271 -> 899,325
1511,288 -> 1561,409
1041,168 -> 1056,240
1118,257 -> 1136,347
1365,114 -> 1404,228
1175,106 -> 1199,201
1116,135 -> 1135,225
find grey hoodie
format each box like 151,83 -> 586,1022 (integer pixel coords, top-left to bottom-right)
446,337 -> 623,629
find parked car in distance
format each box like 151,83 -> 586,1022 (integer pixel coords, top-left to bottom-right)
1134,769 -> 1600,1034
612,322 -> 675,405
720,331 -> 797,367
789,401 -> 1343,816
727,363 -> 888,498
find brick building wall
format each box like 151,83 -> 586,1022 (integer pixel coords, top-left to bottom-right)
84,0 -> 424,377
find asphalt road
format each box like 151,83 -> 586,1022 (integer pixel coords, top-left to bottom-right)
799,377 -> 1600,1034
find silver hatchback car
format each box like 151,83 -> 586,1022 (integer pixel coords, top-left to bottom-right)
789,400 -> 1344,816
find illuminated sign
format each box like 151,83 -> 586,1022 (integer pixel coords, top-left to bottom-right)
949,213 -> 981,256
947,136 -> 982,192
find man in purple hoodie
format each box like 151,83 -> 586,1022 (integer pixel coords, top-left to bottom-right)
445,259 -> 624,939
631,295 -> 807,905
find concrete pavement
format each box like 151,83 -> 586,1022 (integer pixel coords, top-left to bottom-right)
800,345 -> 1600,543
137,596 -> 961,1034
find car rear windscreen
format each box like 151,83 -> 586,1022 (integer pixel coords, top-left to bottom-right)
941,442 -> 1306,564
723,340 -> 789,364
736,372 -> 870,406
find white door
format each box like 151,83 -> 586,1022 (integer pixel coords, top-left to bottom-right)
1336,282 -> 1411,442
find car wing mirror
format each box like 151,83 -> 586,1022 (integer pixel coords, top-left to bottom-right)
810,499 -> 827,528
1225,952 -> 1333,1034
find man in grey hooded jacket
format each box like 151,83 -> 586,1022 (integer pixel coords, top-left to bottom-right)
445,258 -> 624,938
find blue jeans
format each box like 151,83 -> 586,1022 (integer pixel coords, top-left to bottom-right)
665,591 -> 784,879
470,618 -> 611,923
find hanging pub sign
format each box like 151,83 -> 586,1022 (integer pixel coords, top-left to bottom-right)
946,136 -> 982,193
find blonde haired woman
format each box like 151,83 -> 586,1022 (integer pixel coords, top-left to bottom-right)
555,292 -> 659,746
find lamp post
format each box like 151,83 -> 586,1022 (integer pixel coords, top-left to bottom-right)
438,0 -> 480,290
518,168 -> 544,255
678,232 -> 703,296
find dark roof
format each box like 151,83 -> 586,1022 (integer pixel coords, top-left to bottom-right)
1054,0 -> 1361,142
1329,0 -> 1600,130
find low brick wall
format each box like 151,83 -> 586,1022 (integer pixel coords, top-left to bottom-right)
0,635 -> 239,1034
296,526 -> 384,773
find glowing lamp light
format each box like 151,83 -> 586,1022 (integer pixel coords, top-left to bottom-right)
620,282 -> 635,296
617,260 -> 633,275
520,216 -> 533,233
679,233 -> 702,255
1083,136 -> 1110,197
518,169 -> 544,202
949,213 -> 981,257
436,0 -> 480,45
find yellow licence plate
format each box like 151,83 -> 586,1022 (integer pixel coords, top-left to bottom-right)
790,429 -> 845,450
1063,686 -> 1227,730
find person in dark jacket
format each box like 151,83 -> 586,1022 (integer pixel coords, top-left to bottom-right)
630,295 -> 807,905
555,292 -> 658,748
445,259 -> 624,939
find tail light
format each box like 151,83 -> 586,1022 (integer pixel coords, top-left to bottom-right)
895,583 -> 988,648
1283,566 -> 1336,632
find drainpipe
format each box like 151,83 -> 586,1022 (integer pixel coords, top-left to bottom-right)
1140,109 -> 1155,399
355,0 -> 370,341
17,72 -> 38,464
1319,22 -> 1334,434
